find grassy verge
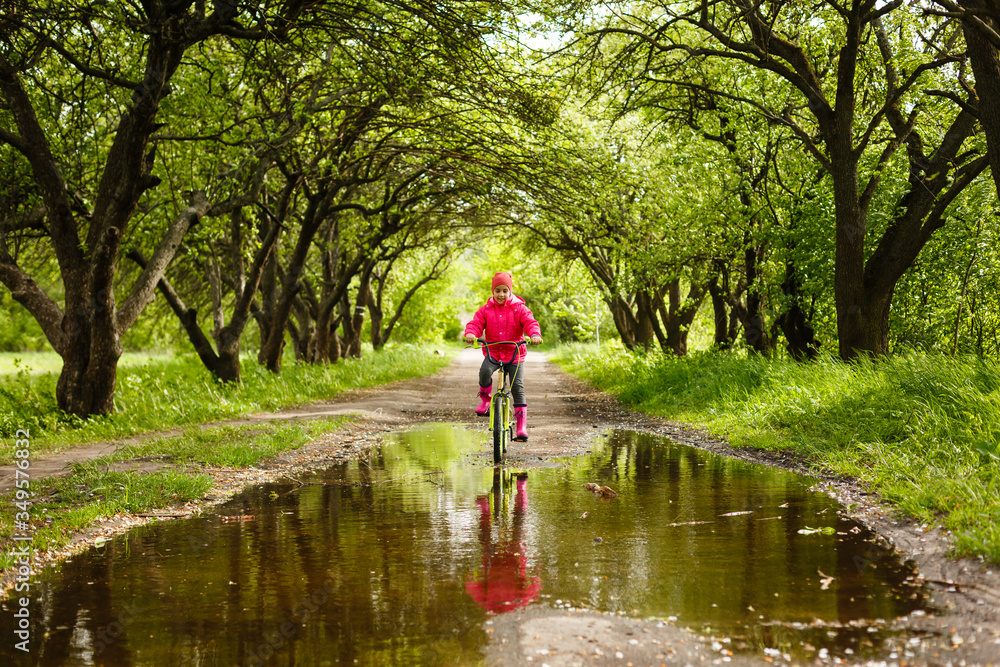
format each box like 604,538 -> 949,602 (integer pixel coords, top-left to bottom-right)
2,468 -> 214,568
551,342 -> 1000,563
0,418 -> 351,571
1,343 -> 457,462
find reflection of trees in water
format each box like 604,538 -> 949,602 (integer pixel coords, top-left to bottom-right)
13,428 -> 928,664
21,451 -> 485,664
546,430 -> 922,625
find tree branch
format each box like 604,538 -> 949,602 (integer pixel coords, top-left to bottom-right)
37,35 -> 139,89
0,245 -> 66,354
126,247 -> 222,367
116,190 -> 209,334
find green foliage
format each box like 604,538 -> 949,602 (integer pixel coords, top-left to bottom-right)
554,344 -> 1000,562
890,178 -> 1000,356
0,300 -> 48,352
462,236 -> 614,343
0,345 -> 454,461
0,358 -> 85,438
381,284 -> 454,343
101,418 -> 352,469
378,251 -> 468,344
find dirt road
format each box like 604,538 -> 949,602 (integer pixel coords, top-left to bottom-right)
4,348 -> 1000,665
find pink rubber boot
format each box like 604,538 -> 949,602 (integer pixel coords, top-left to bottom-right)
475,385 -> 492,416
514,405 -> 528,441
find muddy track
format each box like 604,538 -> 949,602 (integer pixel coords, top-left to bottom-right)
4,348 -> 999,665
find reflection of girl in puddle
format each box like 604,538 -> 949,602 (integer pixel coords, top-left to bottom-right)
465,472 -> 541,613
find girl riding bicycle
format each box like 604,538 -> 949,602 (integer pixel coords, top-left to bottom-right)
463,272 -> 542,441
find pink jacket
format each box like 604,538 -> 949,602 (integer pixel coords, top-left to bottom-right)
464,294 -> 541,363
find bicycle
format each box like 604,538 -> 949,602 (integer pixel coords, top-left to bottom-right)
474,338 -> 528,464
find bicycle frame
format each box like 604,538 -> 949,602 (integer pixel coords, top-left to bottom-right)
477,338 -> 527,464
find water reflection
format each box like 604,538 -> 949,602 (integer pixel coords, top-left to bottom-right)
0,426 -> 927,665
532,430 -> 922,631
464,471 -> 541,613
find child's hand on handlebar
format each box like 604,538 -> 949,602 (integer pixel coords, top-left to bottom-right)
529,335 -> 542,345
464,334 -> 477,345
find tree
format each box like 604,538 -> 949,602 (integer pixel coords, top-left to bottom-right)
0,0 -> 550,407
580,0 -> 989,359
245,1 -> 555,370
508,102 -> 724,353
936,0 -> 1000,198
0,1 -> 314,415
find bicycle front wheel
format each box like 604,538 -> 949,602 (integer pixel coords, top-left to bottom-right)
492,395 -> 507,464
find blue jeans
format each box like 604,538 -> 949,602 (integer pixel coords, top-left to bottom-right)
479,357 -> 525,405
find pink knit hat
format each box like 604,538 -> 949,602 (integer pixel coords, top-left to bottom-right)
491,271 -> 513,291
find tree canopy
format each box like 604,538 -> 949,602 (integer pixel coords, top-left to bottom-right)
4,0 -> 1000,418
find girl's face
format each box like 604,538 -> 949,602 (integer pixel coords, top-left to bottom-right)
492,285 -> 510,304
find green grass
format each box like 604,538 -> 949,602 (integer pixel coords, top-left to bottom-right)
552,342 -> 1000,563
0,466 -> 214,570
110,417 -> 353,468
0,343 -> 456,462
0,351 -> 172,376
0,417 -> 354,571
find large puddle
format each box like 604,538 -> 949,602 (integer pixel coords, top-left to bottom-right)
2,426 -> 928,665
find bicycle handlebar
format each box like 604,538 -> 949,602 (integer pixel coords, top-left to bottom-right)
474,338 -> 528,365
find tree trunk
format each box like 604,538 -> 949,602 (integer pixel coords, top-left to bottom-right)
830,137 -> 870,359
633,289 -> 657,352
346,267 -> 374,358
329,326 -> 343,363
256,236 -> 279,358
852,289 -> 894,357
607,294 -> 638,349
344,260 -> 377,360
310,217 -> 341,364
128,202 -> 280,383
774,262 -> 821,361
56,324 -> 121,417
662,282 -> 687,356
312,287 -> 335,363
742,241 -> 772,354
258,202 -> 326,371
726,288 -> 772,355
709,115 -> 772,355
212,345 -> 242,383
300,216 -> 371,364
131,258 -> 246,383
368,279 -> 386,349
707,278 -> 733,349
339,293 -> 359,358
305,263 -> 365,363
290,295 -> 316,362
55,223 -> 123,416
961,0 -> 1000,198
657,279 -> 707,356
